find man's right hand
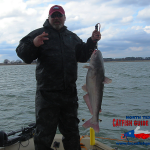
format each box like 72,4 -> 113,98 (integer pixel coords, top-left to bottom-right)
33,32 -> 49,47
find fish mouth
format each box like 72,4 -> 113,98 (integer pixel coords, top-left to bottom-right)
92,50 -> 97,54
91,50 -> 98,58
90,50 -> 101,62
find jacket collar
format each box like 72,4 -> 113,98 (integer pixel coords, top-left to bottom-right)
43,19 -> 67,32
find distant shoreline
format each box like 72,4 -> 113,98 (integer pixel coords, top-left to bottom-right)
0,60 -> 150,66
0,63 -> 36,66
104,60 -> 150,63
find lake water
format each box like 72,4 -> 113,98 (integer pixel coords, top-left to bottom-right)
0,62 -> 150,150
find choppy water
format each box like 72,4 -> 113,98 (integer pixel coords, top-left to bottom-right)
0,62 -> 150,150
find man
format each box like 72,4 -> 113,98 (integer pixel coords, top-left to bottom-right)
16,5 -> 101,150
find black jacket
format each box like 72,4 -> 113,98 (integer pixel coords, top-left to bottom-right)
16,19 -> 96,92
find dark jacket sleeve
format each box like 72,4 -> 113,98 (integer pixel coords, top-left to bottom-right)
16,31 -> 39,64
75,37 -> 97,62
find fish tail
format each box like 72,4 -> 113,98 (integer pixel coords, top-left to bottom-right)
82,118 -> 99,133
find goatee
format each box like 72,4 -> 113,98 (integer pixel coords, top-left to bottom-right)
52,23 -> 63,30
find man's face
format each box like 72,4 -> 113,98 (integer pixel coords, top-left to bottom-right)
48,12 -> 66,30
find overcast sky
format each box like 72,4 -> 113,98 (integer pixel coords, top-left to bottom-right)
0,0 -> 150,62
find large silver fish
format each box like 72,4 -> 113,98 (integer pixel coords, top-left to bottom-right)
82,50 -> 112,132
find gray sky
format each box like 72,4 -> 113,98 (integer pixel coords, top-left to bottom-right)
0,0 -> 150,62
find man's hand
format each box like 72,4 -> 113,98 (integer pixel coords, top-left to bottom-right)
91,30 -> 101,42
33,32 -> 49,47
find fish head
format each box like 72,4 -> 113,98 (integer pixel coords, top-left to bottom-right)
90,50 -> 103,68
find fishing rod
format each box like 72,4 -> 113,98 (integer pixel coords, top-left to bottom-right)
0,123 -> 36,147
7,123 -> 36,136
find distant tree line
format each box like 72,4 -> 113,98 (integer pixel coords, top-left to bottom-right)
3,59 -> 37,64
103,57 -> 150,62
2,57 -> 150,64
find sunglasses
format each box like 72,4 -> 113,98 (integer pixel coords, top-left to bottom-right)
51,13 -> 63,18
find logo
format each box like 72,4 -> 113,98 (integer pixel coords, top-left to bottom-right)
53,6 -> 59,10
113,116 -> 150,146
113,116 -> 149,127
121,126 -> 150,140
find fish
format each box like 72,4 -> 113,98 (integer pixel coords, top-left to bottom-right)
82,50 -> 112,132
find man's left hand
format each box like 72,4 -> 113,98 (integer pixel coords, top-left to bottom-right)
91,30 -> 101,41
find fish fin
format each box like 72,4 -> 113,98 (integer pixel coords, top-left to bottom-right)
82,84 -> 88,92
83,64 -> 94,69
103,77 -> 112,84
83,94 -> 93,115
83,65 -> 90,69
82,118 -> 99,133
90,64 -> 94,69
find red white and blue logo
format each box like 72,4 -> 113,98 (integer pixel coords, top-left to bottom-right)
123,126 -> 150,140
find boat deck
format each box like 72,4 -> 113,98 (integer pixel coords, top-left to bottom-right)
0,134 -> 114,150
